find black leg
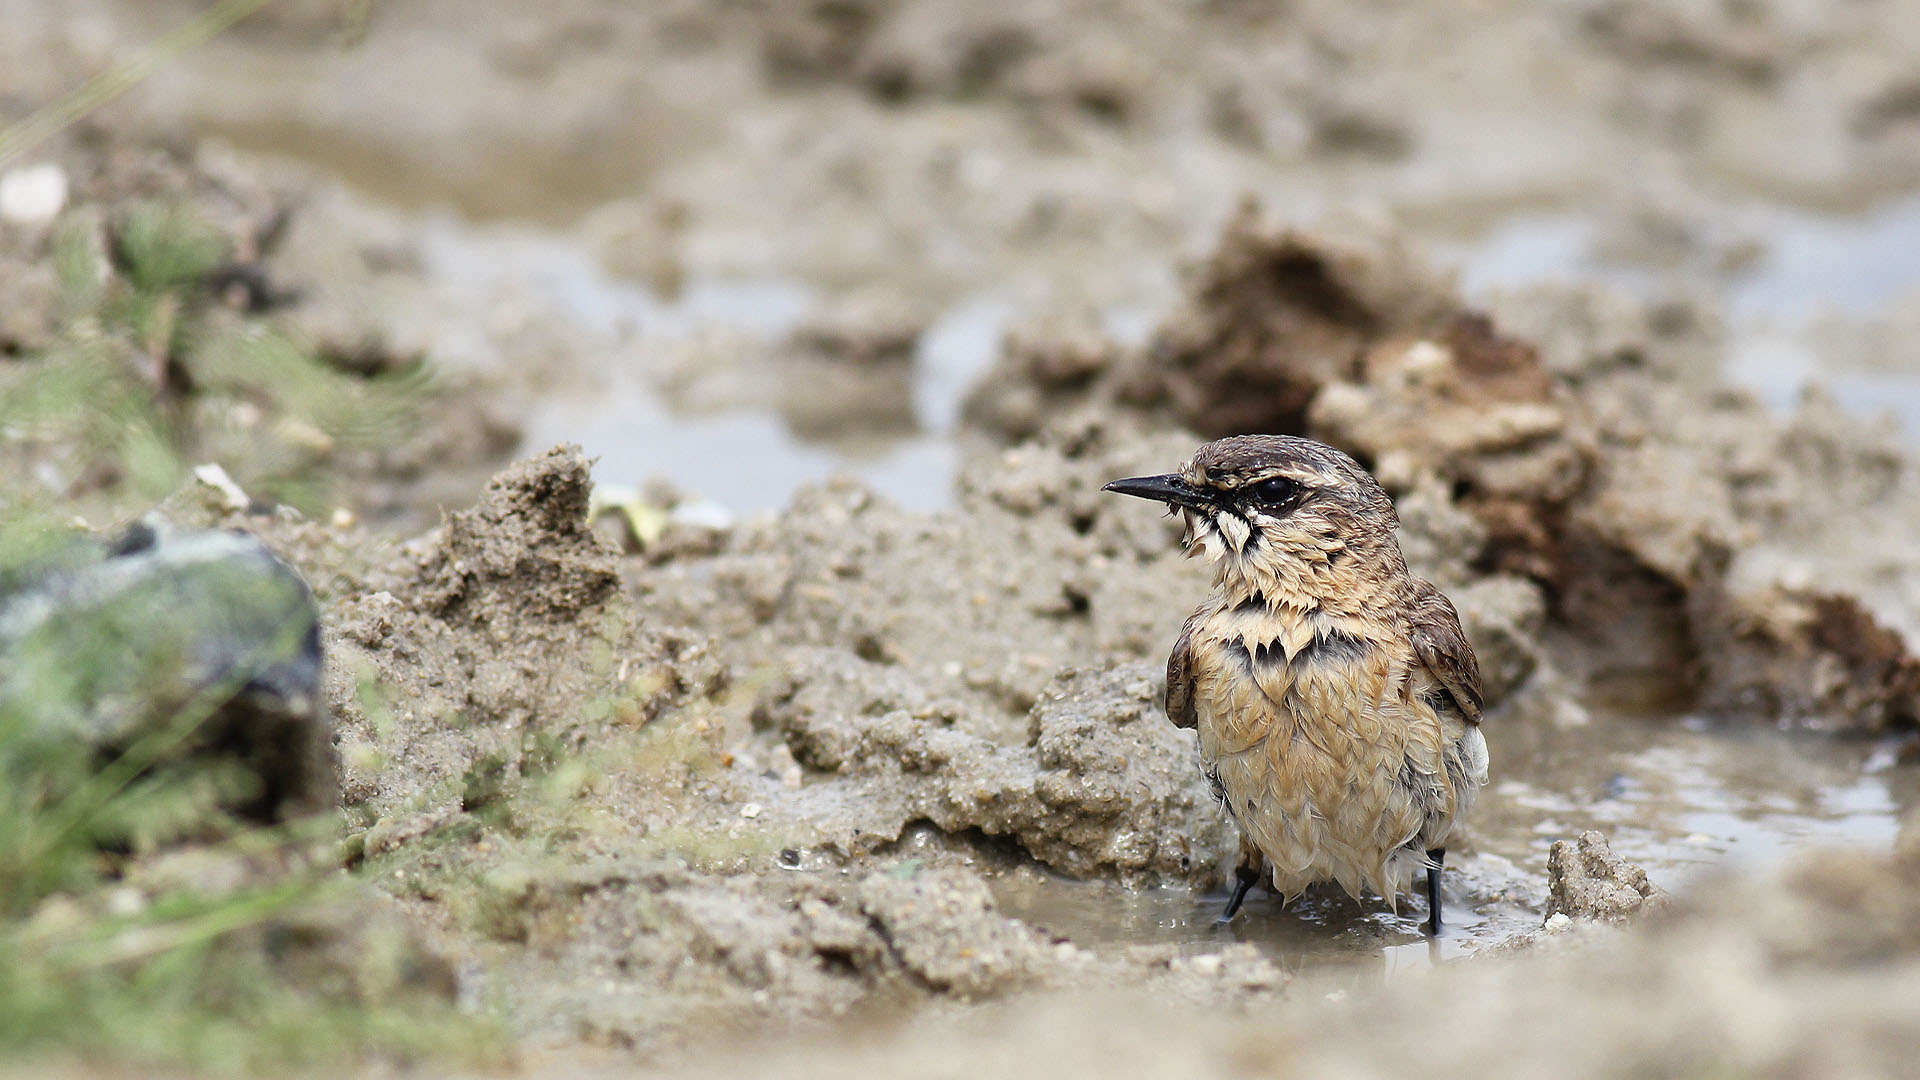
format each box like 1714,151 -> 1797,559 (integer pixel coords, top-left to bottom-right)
1421,847 -> 1446,935
1219,863 -> 1262,923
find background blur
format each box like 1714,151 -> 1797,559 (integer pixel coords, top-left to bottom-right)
8,0 -> 1919,519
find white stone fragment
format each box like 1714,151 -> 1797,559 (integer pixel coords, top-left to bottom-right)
192,463 -> 250,511
0,162 -> 69,226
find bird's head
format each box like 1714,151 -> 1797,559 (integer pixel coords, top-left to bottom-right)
1103,434 -> 1401,593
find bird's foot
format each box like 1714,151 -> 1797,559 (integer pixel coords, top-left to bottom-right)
1218,864 -> 1262,924
1419,847 -> 1446,936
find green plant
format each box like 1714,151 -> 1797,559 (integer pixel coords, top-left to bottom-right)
0,201 -> 428,521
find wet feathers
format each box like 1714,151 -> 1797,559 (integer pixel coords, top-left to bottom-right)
1108,434 -> 1490,907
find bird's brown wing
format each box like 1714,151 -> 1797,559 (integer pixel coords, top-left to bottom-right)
1164,615 -> 1200,730
1408,580 -> 1484,724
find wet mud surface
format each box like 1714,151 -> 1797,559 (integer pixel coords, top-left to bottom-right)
6,0 -> 1920,1074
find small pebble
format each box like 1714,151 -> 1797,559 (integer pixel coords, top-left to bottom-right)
740,803 -> 763,819
1544,912 -> 1573,933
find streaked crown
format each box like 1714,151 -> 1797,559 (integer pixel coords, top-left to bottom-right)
1104,434 -> 1399,574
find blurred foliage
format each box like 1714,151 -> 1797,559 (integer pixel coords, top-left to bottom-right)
0,198 -> 427,524
0,871 -> 497,1073
0,723 -> 493,1071
0,584 -> 503,1068
0,194 -> 485,1069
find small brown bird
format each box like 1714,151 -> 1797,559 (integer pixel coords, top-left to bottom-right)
1105,434 -> 1488,932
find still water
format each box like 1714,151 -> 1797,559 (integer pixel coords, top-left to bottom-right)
988,713 -> 1906,980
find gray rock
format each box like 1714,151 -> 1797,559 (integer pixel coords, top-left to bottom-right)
0,518 -> 333,824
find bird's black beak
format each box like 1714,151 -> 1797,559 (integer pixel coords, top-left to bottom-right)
1102,473 -> 1214,511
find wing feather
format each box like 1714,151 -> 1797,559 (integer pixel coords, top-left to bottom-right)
1408,580 -> 1484,724
1165,615 -> 1201,730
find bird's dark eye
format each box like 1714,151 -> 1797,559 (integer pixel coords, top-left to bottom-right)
1248,476 -> 1303,507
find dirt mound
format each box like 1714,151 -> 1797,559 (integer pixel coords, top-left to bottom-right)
326,446 -> 724,815
965,201 -> 1920,734
290,446 -> 1296,1053
1124,201 -> 1458,438
385,446 -> 620,625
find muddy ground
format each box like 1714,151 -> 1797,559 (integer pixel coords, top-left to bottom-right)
6,0 -> 1920,1075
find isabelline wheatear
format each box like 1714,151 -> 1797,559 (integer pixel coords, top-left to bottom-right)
1106,434 -> 1489,932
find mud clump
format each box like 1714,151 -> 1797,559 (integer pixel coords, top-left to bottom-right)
1579,0 -> 1787,84
763,656 -> 1229,884
778,294 -> 926,442
961,316 -> 1120,444
1313,313 -> 1591,585
1546,830 -> 1668,922
390,446 -> 620,625
857,868 -> 1043,998
1691,588 -> 1920,731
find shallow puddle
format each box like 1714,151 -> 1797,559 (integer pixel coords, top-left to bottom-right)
1477,712 -> 1906,883
392,219 -> 987,514
988,707 -> 1910,982
988,871 -> 1520,986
